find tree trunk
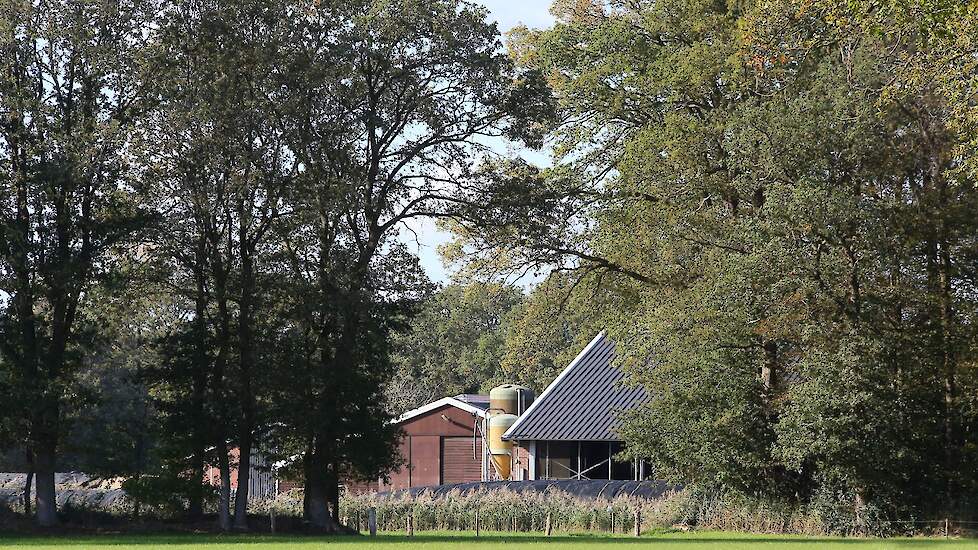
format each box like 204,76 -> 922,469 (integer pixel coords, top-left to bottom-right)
189,242 -> 209,520
938,235 -> 957,509
302,442 -> 312,519
761,341 -> 778,397
327,462 -> 341,523
305,474 -> 331,530
23,448 -> 33,517
233,209 -> 257,530
188,446 -> 205,520
303,445 -> 340,532
853,489 -> 866,536
233,433 -> 252,530
924,165 -> 957,509
133,471 -> 142,521
217,443 -> 232,532
921,122 -> 957,511
13,175 -> 50,526
33,441 -> 57,527
207,226 -> 235,533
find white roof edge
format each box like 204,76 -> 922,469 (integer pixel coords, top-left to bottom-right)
396,396 -> 487,424
503,330 -> 607,441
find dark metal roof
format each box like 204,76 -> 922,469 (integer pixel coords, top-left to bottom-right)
454,394 -> 490,410
455,393 -> 489,411
503,332 -> 647,442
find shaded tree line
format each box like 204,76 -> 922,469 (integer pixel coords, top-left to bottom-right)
0,0 -> 548,530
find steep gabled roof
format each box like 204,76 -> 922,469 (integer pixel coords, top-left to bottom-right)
503,332 -> 647,442
395,395 -> 489,424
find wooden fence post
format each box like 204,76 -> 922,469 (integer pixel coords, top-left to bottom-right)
475,506 -> 480,537
407,512 -> 414,536
269,506 -> 276,534
368,507 -> 377,536
545,512 -> 553,537
633,509 -> 641,537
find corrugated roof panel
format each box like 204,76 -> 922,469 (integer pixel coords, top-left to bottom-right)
504,332 -> 647,442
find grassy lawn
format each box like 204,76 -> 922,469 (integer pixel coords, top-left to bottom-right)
1,531 -> 977,549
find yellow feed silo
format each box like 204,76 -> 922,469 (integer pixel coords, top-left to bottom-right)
485,384 -> 535,480
489,384 -> 534,416
488,412 -> 518,479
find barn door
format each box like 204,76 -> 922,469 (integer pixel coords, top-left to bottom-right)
441,436 -> 483,484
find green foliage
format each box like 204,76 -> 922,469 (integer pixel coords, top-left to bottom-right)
121,475 -> 214,518
446,0 -> 978,525
497,274 -> 611,393
0,0 -> 553,529
0,0 -> 159,525
2,0 -> 975,535
389,283 -> 524,411
386,273 -> 622,407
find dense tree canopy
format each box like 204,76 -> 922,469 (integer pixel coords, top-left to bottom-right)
447,0 -> 978,525
0,0 -> 157,525
0,0 -> 549,531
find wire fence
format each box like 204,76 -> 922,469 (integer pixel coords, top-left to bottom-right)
337,506 -> 978,539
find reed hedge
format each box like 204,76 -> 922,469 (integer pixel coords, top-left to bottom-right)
336,488 -> 689,534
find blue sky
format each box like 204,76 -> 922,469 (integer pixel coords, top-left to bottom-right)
398,1 -> 555,285
477,0 -> 555,32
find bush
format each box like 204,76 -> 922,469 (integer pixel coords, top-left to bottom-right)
325,486 -> 911,537
121,474 -> 214,519
681,488 -> 895,537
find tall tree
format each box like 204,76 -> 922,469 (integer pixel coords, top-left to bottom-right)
448,0 -> 978,523
0,0 -> 154,526
267,0 -> 550,530
146,0 -> 297,530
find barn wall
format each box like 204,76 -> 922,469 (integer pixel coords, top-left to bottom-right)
511,443 -> 531,481
377,403 -> 484,491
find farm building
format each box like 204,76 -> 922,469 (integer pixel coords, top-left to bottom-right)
375,393 -> 533,491
503,331 -> 651,481
380,331 -> 650,490
202,446 -> 278,500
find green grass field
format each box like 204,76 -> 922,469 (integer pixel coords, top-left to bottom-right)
1,531 -> 977,549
